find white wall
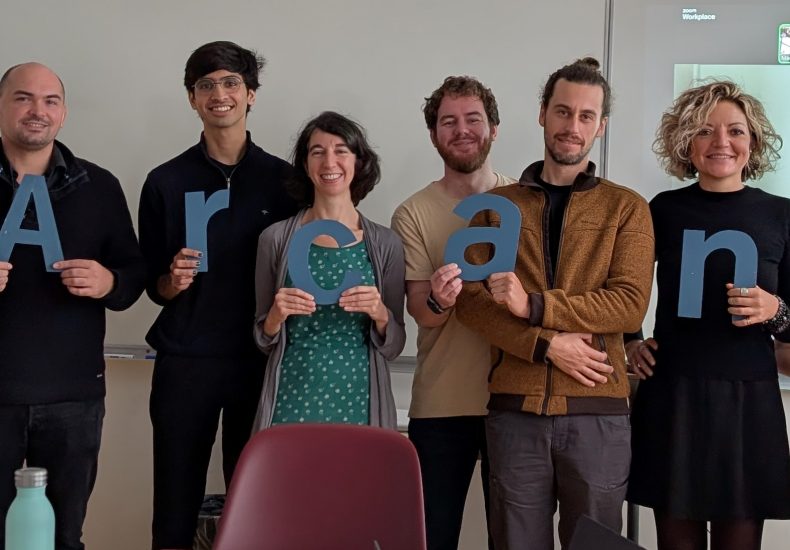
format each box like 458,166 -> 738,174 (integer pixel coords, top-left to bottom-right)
0,0 -> 607,356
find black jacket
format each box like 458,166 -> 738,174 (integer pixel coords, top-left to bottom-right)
0,140 -> 146,404
138,133 -> 296,358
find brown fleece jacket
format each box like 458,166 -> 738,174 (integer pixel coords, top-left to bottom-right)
456,161 -> 654,415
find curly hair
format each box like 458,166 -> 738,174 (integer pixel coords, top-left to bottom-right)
541,57 -> 611,117
654,80 -> 783,181
288,111 -> 381,207
423,76 -> 500,130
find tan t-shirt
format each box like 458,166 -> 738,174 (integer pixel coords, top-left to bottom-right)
390,173 -> 516,418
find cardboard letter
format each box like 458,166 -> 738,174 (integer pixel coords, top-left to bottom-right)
0,175 -> 64,271
287,219 -> 363,305
185,189 -> 229,271
444,194 -> 521,281
678,229 -> 758,318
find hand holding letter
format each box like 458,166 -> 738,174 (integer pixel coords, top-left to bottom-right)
0,261 -> 12,292
339,285 -> 389,335
54,259 -> 115,298
167,248 -> 202,292
264,287 -> 317,336
726,283 -> 779,327
430,263 -> 463,309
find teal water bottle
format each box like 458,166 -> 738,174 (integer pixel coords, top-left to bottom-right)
5,467 -> 55,550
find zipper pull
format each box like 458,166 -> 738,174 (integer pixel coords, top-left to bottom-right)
226,176 -> 231,188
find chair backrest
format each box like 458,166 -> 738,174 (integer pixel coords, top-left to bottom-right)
213,424 -> 426,550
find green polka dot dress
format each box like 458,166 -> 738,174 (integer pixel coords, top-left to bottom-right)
272,241 -> 375,425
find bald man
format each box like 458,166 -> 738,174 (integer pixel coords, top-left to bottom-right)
0,63 -> 145,550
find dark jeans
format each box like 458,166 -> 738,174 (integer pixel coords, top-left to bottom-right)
485,410 -> 631,550
0,398 -> 105,550
408,416 -> 492,550
150,353 -> 264,550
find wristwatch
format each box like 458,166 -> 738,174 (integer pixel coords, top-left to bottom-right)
426,292 -> 447,315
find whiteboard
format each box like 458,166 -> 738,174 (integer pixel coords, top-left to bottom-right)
0,0 -> 607,354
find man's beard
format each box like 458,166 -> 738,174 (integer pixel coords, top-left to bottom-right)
437,136 -> 493,174
546,133 -> 593,166
13,118 -> 57,151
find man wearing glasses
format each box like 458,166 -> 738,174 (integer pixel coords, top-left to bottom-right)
138,41 -> 296,550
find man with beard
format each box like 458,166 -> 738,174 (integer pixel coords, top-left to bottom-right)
455,58 -> 654,549
391,76 -> 514,550
0,62 -> 145,550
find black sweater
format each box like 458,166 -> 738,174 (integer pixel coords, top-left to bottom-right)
0,140 -> 146,404
138,133 -> 296,358
651,183 -> 790,380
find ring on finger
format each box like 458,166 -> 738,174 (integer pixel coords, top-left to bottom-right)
740,287 -> 749,296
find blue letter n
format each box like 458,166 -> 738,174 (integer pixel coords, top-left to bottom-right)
677,229 -> 757,318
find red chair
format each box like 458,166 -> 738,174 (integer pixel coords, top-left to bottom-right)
213,424 -> 426,550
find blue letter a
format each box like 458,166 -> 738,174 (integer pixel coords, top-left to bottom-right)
443,194 -> 521,281
0,175 -> 64,271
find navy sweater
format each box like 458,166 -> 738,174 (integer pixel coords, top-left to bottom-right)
0,140 -> 146,404
138,133 -> 296,358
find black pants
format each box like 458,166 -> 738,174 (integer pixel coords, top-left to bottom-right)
0,398 -> 104,550
150,353 -> 264,550
408,416 -> 492,550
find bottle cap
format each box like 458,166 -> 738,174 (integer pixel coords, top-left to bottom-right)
14,467 -> 48,488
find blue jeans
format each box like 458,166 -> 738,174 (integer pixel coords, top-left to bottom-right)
0,398 -> 105,550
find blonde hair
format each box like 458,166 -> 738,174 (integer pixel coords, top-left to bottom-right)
653,80 -> 782,181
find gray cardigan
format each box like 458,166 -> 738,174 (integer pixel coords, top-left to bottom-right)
252,209 -> 406,430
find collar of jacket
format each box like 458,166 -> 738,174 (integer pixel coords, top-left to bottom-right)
518,160 -> 598,192
0,139 -> 88,201
197,130 -> 253,168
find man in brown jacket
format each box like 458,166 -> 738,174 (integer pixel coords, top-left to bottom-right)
456,58 -> 654,549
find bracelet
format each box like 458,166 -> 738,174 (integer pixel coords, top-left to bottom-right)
426,292 -> 448,315
763,295 -> 790,335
